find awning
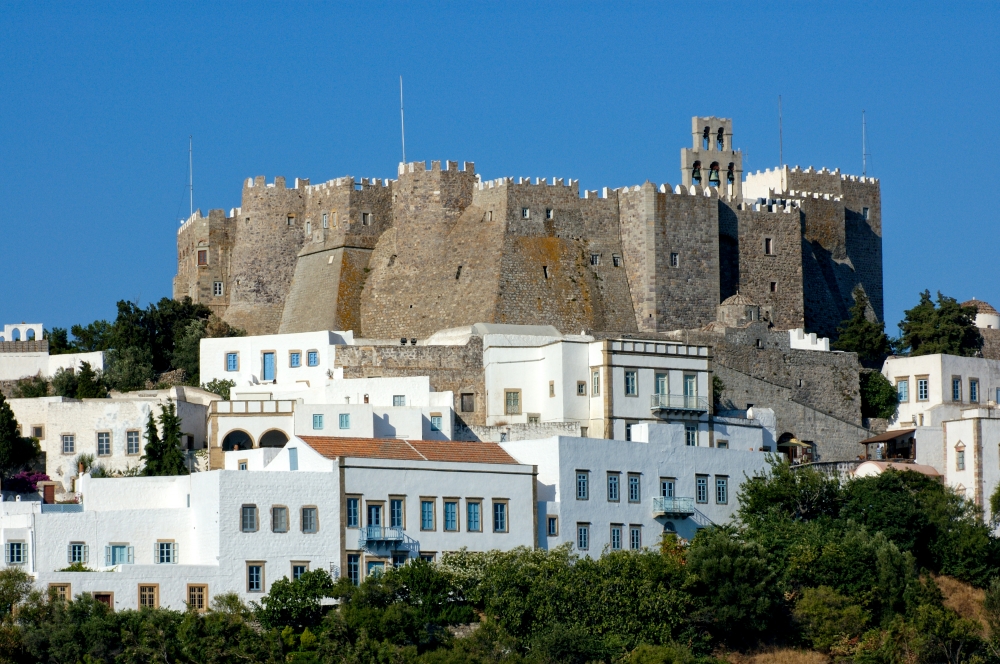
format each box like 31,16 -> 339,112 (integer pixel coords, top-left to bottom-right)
778,438 -> 811,448
859,429 -> 916,445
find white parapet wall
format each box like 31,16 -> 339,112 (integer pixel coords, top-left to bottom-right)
788,328 -> 830,352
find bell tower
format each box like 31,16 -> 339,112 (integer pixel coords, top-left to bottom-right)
680,116 -> 743,202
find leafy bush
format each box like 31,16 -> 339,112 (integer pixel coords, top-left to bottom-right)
793,586 -> 869,652
11,374 -> 48,398
859,370 -> 898,419
4,471 -> 50,493
203,378 -> 236,400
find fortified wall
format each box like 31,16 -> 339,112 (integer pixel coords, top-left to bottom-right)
174,116 -> 882,340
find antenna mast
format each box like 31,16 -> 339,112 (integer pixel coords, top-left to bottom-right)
862,110 -> 868,177
399,76 -> 406,164
778,95 -> 783,166
188,135 -> 193,218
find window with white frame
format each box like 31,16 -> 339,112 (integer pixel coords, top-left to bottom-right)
592,370 -> 600,396
897,379 -> 909,402
716,477 -> 728,505
505,390 -> 521,415
430,414 -> 443,431
106,544 -> 133,565
62,434 -> 75,454
68,542 -> 88,564
685,425 -> 697,447
660,478 -> 675,498
522,207 -> 530,219
624,371 -> 637,396
576,471 -> 589,500
577,523 -> 589,550
156,541 -> 177,564
5,542 -> 25,565
126,430 -> 140,455
393,395 -> 406,407
97,432 -> 111,456
918,378 -> 929,401
213,281 -> 224,296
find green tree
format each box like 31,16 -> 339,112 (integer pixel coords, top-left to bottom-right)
12,373 -> 49,398
50,367 -> 78,398
103,347 -> 155,393
44,327 -> 72,355
203,378 -> 236,400
257,569 -> 336,630
859,370 -> 898,419
0,393 -> 41,480
74,361 -> 107,399
792,586 -> 869,653
898,290 -> 983,357
141,401 -> 189,476
173,315 -> 244,386
68,319 -> 113,352
833,287 -> 892,369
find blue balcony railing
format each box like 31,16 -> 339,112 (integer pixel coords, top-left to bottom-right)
40,503 -> 83,513
358,526 -> 404,547
652,497 -> 695,517
650,394 -> 709,412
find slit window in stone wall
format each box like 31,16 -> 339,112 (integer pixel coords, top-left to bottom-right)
863,207 -> 870,220
764,238 -> 774,255
613,254 -> 622,267
670,253 -> 679,268
287,215 -> 294,226
543,266 -> 549,279
522,208 -> 530,219
546,208 -> 554,220
305,221 -> 311,235
362,213 -> 372,226
455,265 -> 462,280
322,213 -> 328,228
770,282 -> 778,293
590,254 -> 600,266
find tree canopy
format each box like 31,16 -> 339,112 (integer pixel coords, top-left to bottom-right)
832,287 -> 892,369
898,290 -> 983,357
0,394 -> 41,480
140,401 -> 189,476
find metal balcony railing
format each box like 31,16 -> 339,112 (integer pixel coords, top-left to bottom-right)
40,503 -> 83,513
358,526 -> 404,547
652,496 -> 696,518
650,394 -> 709,412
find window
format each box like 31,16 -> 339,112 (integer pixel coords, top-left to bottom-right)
607,473 -> 620,502
322,213 -> 328,228
126,430 -> 140,455
68,542 -> 88,564
625,422 -> 633,441
628,474 -> 640,503
549,381 -> 555,398
685,425 -> 697,447
613,254 -> 622,267
139,585 -> 158,608
339,414 -> 350,429
290,352 -> 301,368
546,208 -> 554,220
287,215 -> 294,226
430,415 -> 443,431
577,381 -> 586,396
717,439 -> 729,449
542,265 -> 549,279
307,351 -> 319,367
592,371 -> 600,396
624,371 -> 637,396
187,585 -> 207,612
957,449 -> 966,471
156,541 -> 176,564
547,516 -> 558,536
31,425 -> 43,439
590,254 -> 600,266
97,432 -> 111,456
301,507 -> 318,533
897,379 -> 909,402
247,563 -> 264,592
212,281 -> 224,297
611,525 -> 622,550
393,395 -> 406,407
5,542 -> 25,565
226,352 -> 239,372
577,524 -> 589,550
93,593 -> 113,608
576,471 -> 589,500
670,252 -> 679,267
238,460 -> 248,471
390,499 -> 404,528
630,526 -> 642,550
62,434 -> 75,454
953,377 -> 962,402
461,393 -> 475,412
421,500 -> 435,530
444,501 -> 458,531
347,498 -> 359,527
527,414 -> 540,424
106,544 -> 133,565
863,207 -> 870,220
347,554 -> 360,585
764,237 -> 774,255
505,390 -> 521,415
368,502 -> 382,525
241,505 -> 258,532
362,212 -> 372,226
292,564 -> 308,581
918,378 -> 929,401
467,501 -> 482,532
312,414 -> 324,430
696,476 -> 708,503
268,506 -> 288,533
971,379 -> 980,403
262,351 -> 275,381
492,501 -> 508,533
770,281 -> 778,293
522,207 -> 530,219
197,250 -> 207,265
660,478 -> 675,498
655,373 -> 667,395
716,477 -> 729,505
50,584 -> 71,602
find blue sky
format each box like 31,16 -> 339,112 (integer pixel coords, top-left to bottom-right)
0,2 -> 996,334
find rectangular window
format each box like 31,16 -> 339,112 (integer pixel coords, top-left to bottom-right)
213,281 -> 223,296
307,351 -> 319,367
62,434 -> 75,454
347,554 -> 360,585
764,237 -> 773,255
521,207 -> 530,219
770,281 -> 778,293
467,501 -> 481,532
241,505 -> 258,532
97,432 -> 111,456
685,425 -> 697,447
31,426 -> 43,439
461,393 -> 475,412
290,352 -> 301,368
717,439 -> 729,449
197,250 -> 207,265
527,414 -> 540,424
655,373 -> 667,395
322,213 -> 329,228
505,390 -> 521,415
863,207 -> 870,220
549,381 -> 555,398
5,542 -> 25,565
339,413 -> 350,429
262,351 -> 275,381
393,395 -> 406,407
612,254 -> 622,267
493,501 -> 508,533
312,414 -> 324,430
444,501 -> 458,531
272,506 -> 289,533
546,208 -> 554,220
287,215 -> 294,226
918,378 -> 929,401
660,478 -> 675,498
68,542 -> 88,564
577,381 -> 586,396
592,370 -> 600,396
630,526 -> 641,550
628,474 -> 640,503
971,379 -> 979,403
390,499 -> 404,528
953,377 -> 962,402
607,473 -> 620,502
547,516 -> 558,536
611,525 -> 622,551
139,585 -> 158,608
226,352 -> 239,372
347,498 -> 359,528
126,430 -> 140,455
576,471 -> 589,500
670,252 -> 679,267
590,253 -> 600,266
625,422 -> 633,441
301,507 -> 318,533
238,460 -> 247,471
624,371 -> 637,396
421,500 -> 435,530
187,585 -> 207,612
716,477 -> 729,505
430,415 -> 443,431
696,476 -> 708,504
362,212 -> 372,226
50,584 -> 71,602
577,524 -> 589,551
897,379 -> 909,402
156,541 -> 176,564
247,564 -> 263,592
292,564 -> 308,581
957,449 -> 966,471
107,544 -> 132,565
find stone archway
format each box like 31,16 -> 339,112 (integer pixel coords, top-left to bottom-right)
259,430 -> 289,448
222,430 -> 253,452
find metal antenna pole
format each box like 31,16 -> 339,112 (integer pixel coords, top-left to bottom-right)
778,95 -> 783,166
189,135 -> 193,218
399,76 -> 406,164
862,110 -> 868,177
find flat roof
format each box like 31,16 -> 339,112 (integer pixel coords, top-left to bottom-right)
298,437 -> 519,465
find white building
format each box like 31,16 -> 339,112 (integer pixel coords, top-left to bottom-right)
883,354 -> 1000,429
0,322 -> 104,382
5,435 -> 535,610
200,330 -> 354,389
8,387 -> 218,491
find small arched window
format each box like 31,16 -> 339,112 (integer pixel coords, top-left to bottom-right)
717,127 -> 725,150
11,329 -> 20,341
26,329 -> 35,341
692,161 -> 702,184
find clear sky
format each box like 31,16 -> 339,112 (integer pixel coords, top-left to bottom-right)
1,2 -> 996,334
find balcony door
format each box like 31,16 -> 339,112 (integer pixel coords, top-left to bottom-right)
262,352 -> 276,381
367,504 -> 382,527
683,374 -> 697,407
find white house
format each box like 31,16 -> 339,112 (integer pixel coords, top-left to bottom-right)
883,354 -> 1000,429
0,322 -> 104,382
4,435 -> 535,610
200,330 -> 354,389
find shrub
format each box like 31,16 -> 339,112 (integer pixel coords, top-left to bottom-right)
793,586 -> 869,653
4,471 -> 50,494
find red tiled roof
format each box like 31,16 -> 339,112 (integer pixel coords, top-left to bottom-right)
298,436 -> 519,465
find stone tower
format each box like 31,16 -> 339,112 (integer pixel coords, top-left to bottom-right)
681,116 -> 743,201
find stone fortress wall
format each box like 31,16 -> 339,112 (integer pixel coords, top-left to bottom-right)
174,116 -> 882,341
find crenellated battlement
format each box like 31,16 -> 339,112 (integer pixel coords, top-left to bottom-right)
397,160 -> 475,175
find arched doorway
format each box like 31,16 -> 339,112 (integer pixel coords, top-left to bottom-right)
259,430 -> 289,448
222,430 -> 253,452
777,432 -> 812,463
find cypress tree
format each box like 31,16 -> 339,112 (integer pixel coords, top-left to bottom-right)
142,401 -> 188,476
832,288 -> 892,369
140,411 -> 162,475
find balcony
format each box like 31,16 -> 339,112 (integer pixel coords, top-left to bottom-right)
652,497 -> 695,518
650,394 -> 709,414
358,526 -> 404,547
40,503 -> 83,514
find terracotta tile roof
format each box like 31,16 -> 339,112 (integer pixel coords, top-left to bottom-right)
298,436 -> 519,465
